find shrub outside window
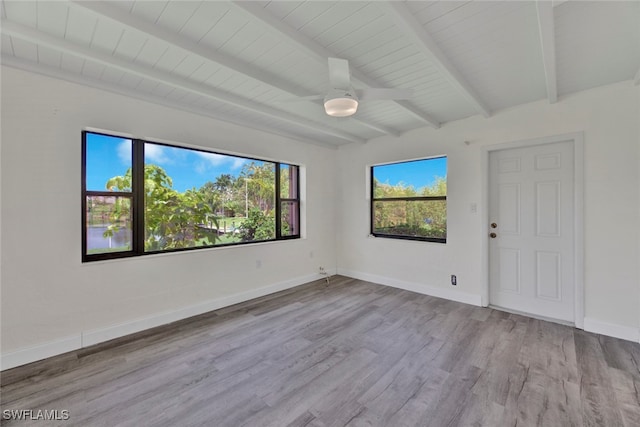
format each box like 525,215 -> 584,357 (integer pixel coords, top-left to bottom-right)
82,131 -> 300,262
371,157 -> 447,243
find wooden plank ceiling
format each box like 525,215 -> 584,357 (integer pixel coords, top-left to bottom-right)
2,1 -> 639,147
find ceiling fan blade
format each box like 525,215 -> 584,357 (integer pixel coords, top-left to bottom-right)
356,88 -> 413,101
328,57 -> 351,89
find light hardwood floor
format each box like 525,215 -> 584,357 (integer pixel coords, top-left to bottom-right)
1,276 -> 639,426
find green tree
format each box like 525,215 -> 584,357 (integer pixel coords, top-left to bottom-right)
373,177 -> 447,239
106,164 -> 219,250
240,162 -> 275,213
423,177 -> 446,196
198,181 -> 222,220
213,174 -> 237,217
238,208 -> 275,242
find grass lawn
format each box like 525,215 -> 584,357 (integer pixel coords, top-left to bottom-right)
216,234 -> 242,244
87,246 -> 130,255
215,217 -> 245,232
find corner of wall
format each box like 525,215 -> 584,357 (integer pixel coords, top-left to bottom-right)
583,317 -> 640,343
337,268 -> 482,307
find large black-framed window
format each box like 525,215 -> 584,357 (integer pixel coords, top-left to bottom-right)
371,157 -> 447,243
82,131 -> 300,262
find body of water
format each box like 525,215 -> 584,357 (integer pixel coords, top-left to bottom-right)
87,226 -> 131,250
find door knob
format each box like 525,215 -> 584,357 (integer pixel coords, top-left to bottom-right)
490,232 -> 497,238
490,223 -> 497,228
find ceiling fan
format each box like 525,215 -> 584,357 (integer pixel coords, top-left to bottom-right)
299,58 -> 413,117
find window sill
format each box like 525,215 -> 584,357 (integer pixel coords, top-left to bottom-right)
81,236 -> 304,266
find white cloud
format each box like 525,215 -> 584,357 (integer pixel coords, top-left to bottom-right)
231,158 -> 247,170
117,139 -> 132,165
195,162 -> 207,175
195,152 -> 248,174
196,151 -> 227,166
145,144 -> 170,165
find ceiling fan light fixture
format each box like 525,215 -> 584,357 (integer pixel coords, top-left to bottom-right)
324,92 -> 358,117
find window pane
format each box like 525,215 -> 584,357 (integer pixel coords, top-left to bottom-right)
83,131 -> 301,261
143,142 -> 276,251
86,196 -> 132,254
280,164 -> 298,198
281,201 -> 299,236
85,133 -> 132,191
373,157 -> 447,196
373,200 -> 446,240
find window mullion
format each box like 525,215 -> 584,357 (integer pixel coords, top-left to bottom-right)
86,190 -> 132,197
275,163 -> 282,240
132,140 -> 145,254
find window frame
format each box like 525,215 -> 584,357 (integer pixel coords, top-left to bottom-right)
275,164 -> 301,240
370,156 -> 447,244
82,131 -> 300,262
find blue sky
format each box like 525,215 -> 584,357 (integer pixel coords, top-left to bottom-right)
373,157 -> 447,190
85,133 -> 253,192
86,133 -> 447,192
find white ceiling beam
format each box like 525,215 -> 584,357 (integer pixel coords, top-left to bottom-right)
71,1 -> 307,96
232,0 -> 441,129
536,1 -> 558,103
381,1 -> 491,118
1,55 -> 341,149
71,1 -> 399,138
1,20 -> 365,145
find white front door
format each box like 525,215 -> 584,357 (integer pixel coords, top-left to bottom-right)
489,141 -> 575,322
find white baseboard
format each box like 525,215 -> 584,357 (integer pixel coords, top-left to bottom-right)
583,317 -> 640,343
5,272 -> 637,370
0,335 -> 82,372
1,273 -> 324,371
337,268 -> 482,307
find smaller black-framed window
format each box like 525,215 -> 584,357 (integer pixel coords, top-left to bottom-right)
371,157 -> 447,243
276,164 -> 300,239
82,131 -> 301,262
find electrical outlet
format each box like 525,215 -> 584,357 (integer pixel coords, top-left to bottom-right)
319,266 -> 329,285
451,275 -> 457,286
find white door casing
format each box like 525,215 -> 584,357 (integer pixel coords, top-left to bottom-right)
488,140 -> 576,323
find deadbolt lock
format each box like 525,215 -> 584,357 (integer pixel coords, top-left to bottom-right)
490,232 -> 497,238
490,223 -> 497,228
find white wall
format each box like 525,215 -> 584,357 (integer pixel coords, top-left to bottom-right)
2,66 -> 638,370
337,81 -> 640,341
0,67 -> 338,368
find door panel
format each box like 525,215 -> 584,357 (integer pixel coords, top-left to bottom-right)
489,141 -> 574,322
536,251 -> 561,300
498,183 -> 521,235
498,248 -> 521,293
535,152 -> 562,170
536,181 -> 560,237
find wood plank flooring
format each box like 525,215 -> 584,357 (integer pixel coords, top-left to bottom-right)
1,276 -> 639,426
